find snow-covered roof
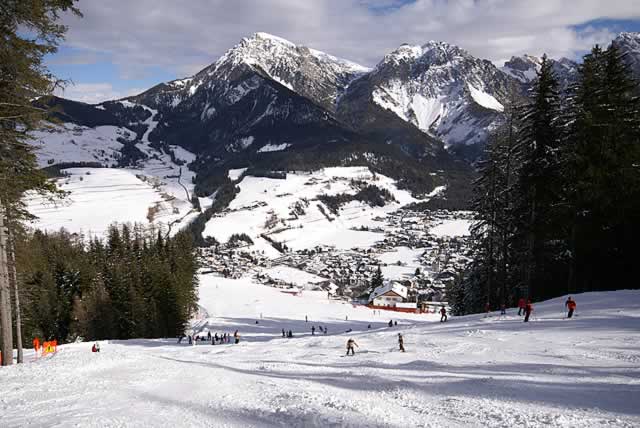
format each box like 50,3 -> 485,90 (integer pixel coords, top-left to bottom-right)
369,281 -> 408,302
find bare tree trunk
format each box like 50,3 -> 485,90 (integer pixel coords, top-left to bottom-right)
7,225 -> 23,363
0,198 -> 14,366
525,187 -> 537,300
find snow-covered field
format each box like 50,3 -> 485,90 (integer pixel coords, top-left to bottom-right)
2,277 -> 639,428
205,167 -> 417,253
26,112 -> 211,237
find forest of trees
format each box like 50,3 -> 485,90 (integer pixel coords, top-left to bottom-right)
450,44 -> 640,315
13,224 -> 199,343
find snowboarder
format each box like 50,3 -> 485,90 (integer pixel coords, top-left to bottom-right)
91,343 -> 100,353
524,300 -> 533,322
398,333 -> 405,352
311,326 -> 316,335
440,305 -> 447,322
388,320 -> 393,327
346,338 -> 358,356
518,298 -> 526,316
282,329 -> 286,338
565,297 -> 577,318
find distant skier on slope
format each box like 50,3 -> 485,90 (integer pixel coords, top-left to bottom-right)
565,297 -> 577,319
440,305 -> 447,322
311,326 -> 316,335
398,333 -> 405,352
282,329 -> 286,338
388,320 -> 393,327
346,338 -> 358,356
91,343 -> 100,353
524,300 -> 533,322
518,298 -> 526,316
234,330 -> 240,344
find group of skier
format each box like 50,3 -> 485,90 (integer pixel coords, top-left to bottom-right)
515,296 -> 576,322
179,330 -> 240,345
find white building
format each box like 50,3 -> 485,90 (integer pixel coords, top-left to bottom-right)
368,281 -> 408,307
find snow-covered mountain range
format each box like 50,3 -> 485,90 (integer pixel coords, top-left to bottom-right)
34,32 -> 640,207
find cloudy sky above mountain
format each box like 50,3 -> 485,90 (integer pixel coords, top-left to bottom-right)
51,0 -> 640,103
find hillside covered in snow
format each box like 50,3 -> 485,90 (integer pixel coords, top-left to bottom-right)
1,277 -> 638,427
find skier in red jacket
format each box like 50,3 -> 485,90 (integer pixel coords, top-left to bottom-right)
517,298 -> 526,316
565,297 -> 577,318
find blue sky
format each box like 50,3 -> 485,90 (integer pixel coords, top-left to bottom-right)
49,1 -> 640,103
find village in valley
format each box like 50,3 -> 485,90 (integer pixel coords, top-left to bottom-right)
199,207 -> 474,313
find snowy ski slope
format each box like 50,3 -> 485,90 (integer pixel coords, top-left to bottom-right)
1,277 -> 638,427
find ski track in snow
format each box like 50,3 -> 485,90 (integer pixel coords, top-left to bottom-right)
2,280 -> 639,428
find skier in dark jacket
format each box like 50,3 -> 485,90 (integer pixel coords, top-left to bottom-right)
524,300 -> 533,322
398,333 -> 405,352
440,305 -> 447,322
388,320 -> 393,327
282,328 -> 286,338
346,338 -> 358,356
311,326 -> 315,335
233,330 -> 240,344
565,297 -> 576,318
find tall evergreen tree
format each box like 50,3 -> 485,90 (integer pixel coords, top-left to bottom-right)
513,55 -> 565,301
0,0 -> 81,365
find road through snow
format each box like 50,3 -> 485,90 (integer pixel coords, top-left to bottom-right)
1,277 -> 639,427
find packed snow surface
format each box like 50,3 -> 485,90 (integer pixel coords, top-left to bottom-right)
2,278 -> 639,427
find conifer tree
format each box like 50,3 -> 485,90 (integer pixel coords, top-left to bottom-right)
0,0 -> 81,364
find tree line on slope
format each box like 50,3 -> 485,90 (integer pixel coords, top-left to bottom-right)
9,224 -> 199,344
449,44 -> 640,315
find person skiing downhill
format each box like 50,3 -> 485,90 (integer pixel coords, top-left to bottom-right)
311,326 -> 316,335
524,300 -> 533,322
346,338 -> 358,356
565,297 -> 577,318
398,333 -> 405,352
440,305 -> 447,322
518,298 -> 526,316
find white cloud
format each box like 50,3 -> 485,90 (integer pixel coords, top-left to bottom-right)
54,83 -> 143,104
58,0 -> 640,80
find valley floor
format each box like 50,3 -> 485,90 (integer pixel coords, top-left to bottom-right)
1,277 -> 639,427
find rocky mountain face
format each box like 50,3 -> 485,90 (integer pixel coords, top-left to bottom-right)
337,41 -> 515,155
612,32 -> 640,81
502,54 -> 578,91
38,31 -> 640,206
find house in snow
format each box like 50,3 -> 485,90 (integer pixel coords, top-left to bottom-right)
368,281 -> 408,307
